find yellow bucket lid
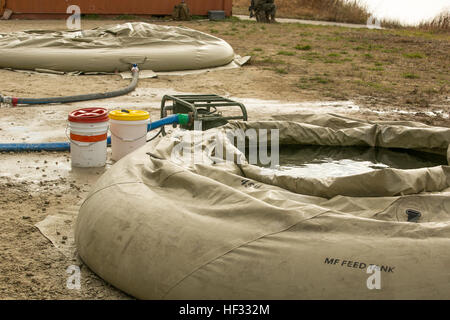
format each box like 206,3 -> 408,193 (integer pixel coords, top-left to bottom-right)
109,109 -> 150,121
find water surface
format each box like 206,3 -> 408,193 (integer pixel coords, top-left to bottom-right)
255,146 -> 448,179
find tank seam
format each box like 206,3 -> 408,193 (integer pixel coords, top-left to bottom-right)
161,209 -> 332,299
80,170 -> 186,209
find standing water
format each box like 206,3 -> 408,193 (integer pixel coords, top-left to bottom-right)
253,146 -> 448,179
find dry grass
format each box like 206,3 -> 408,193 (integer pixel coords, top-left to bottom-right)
379,11 -> 450,32
234,0 -> 450,32
176,18 -> 449,125
419,11 -> 450,32
234,0 -> 370,24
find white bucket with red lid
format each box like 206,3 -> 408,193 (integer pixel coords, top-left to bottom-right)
68,108 -> 109,168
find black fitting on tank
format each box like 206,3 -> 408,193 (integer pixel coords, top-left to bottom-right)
406,209 -> 421,222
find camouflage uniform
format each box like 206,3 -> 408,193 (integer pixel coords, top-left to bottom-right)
263,0 -> 276,23
253,0 -> 276,23
253,0 -> 265,22
249,0 -> 256,18
172,1 -> 191,21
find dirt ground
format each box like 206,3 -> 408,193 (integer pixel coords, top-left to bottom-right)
0,18 -> 449,300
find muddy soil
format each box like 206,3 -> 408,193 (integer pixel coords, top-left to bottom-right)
0,19 -> 448,299
0,155 -> 129,299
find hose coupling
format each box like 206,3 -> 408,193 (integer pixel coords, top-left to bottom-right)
131,64 -> 140,73
0,95 -> 13,105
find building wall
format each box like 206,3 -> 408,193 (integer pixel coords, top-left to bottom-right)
2,0 -> 233,18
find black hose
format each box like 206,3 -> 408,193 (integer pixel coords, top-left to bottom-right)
0,65 -> 140,107
146,128 -> 163,143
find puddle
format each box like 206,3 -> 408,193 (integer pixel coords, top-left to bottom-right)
369,108 -> 449,119
0,87 -> 364,144
0,152 -> 112,187
0,86 -> 447,146
254,145 -> 448,179
114,88 -> 363,115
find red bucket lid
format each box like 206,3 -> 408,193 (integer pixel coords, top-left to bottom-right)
68,108 -> 109,123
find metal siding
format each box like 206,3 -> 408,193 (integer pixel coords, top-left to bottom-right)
4,0 -> 232,16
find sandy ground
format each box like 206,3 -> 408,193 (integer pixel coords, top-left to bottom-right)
0,19 -> 449,299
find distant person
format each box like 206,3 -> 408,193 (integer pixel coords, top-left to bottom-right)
263,0 -> 277,23
172,0 -> 191,21
253,0 -> 265,22
249,0 -> 256,19
253,0 -> 276,23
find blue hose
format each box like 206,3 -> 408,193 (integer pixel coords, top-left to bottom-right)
0,114 -> 186,153
148,114 -> 180,131
0,142 -> 71,152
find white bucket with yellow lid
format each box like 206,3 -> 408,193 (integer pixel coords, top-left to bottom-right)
109,109 -> 150,161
